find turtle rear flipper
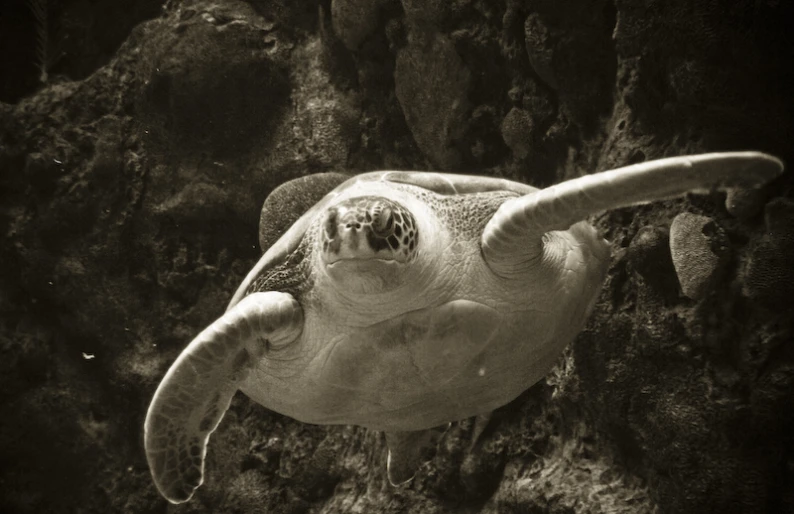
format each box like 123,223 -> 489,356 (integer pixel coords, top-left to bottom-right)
385,428 -> 445,485
144,292 -> 303,503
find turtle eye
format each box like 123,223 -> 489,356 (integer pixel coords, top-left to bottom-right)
372,206 -> 394,237
324,209 -> 338,239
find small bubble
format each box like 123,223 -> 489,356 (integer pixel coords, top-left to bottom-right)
478,367 -> 486,377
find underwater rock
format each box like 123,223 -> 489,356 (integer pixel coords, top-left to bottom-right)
0,382 -> 111,513
522,3 -> 615,125
742,198 -> 794,310
400,0 -> 452,28
669,212 -> 731,300
523,13 -> 556,90
500,107 -> 534,159
725,188 -> 766,220
331,0 -> 382,50
628,225 -> 671,278
394,31 -> 471,168
134,1 -> 290,158
627,225 -> 679,298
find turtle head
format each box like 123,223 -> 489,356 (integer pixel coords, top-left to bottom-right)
319,196 -> 420,294
320,196 -> 418,265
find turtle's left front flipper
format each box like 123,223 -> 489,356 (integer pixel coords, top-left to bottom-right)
482,152 -> 784,277
144,292 -> 303,504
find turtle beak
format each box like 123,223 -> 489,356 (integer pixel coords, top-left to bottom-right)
480,152 -> 783,277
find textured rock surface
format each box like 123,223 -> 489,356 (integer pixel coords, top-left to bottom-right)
725,187 -> 767,220
331,0 -> 383,50
742,198 -> 794,312
0,0 -> 164,103
500,107 -> 534,159
669,213 -> 730,300
394,30 -> 472,168
1,1 -> 792,513
626,225 -> 679,303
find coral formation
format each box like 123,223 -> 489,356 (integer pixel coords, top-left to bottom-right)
742,198 -> 794,311
500,107 -> 534,159
331,0 -> 382,50
669,212 -> 730,300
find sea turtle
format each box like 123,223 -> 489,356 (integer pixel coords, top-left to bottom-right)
144,152 -> 783,503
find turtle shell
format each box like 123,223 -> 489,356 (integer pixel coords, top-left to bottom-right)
227,171 -> 538,309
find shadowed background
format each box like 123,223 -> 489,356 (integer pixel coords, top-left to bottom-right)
0,0 -> 793,512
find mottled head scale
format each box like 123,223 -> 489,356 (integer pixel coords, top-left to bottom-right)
144,153 -> 784,504
321,196 -> 418,265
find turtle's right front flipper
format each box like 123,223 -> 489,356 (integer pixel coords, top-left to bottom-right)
144,292 -> 303,504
